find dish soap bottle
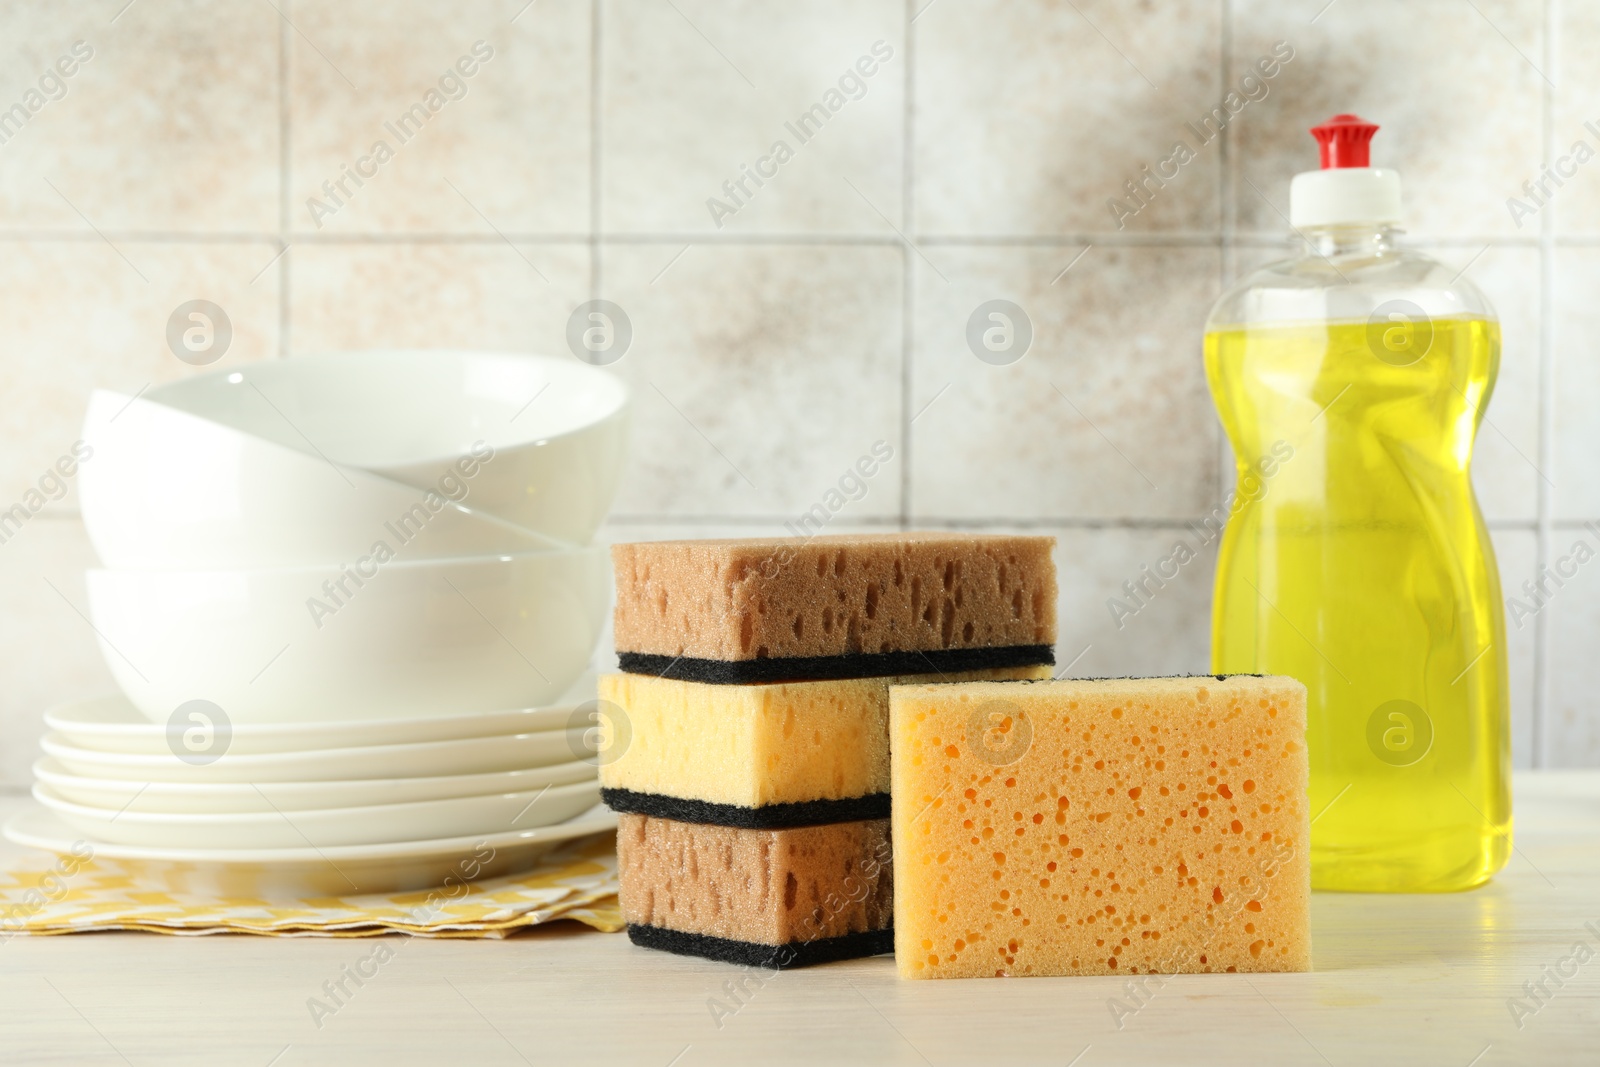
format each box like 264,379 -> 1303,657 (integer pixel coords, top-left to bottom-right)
1205,115 -> 1510,892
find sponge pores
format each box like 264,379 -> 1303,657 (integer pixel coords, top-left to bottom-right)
890,676 -> 1311,979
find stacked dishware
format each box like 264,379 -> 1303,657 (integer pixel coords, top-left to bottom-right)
11,351 -> 628,894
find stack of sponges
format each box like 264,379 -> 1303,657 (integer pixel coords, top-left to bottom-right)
601,533 -> 1059,968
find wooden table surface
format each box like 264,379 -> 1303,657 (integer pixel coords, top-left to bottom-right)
2,772 -> 1597,1066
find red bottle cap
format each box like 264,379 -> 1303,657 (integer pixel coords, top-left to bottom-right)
1310,114 -> 1378,169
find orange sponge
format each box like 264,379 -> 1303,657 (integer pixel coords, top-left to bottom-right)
890,676 -> 1311,979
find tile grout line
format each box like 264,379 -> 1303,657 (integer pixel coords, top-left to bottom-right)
1532,0 -> 1557,769
590,0 -> 603,301
1215,0 -> 1234,559
899,0 -> 916,532
1218,0 -> 1234,261
598,514 -> 1544,530
277,0 -> 292,359
38,507 -> 1541,529
0,231 -> 1566,247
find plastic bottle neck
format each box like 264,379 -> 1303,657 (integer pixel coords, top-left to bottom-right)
1298,224 -> 1398,261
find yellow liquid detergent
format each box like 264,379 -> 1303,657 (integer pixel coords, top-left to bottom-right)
1205,315 -> 1511,892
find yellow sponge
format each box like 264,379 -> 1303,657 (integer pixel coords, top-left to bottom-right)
599,666 -> 1048,828
890,676 -> 1310,978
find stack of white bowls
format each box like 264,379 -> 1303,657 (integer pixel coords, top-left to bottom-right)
22,351 -> 628,888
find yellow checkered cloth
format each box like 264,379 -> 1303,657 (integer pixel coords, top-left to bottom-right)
0,831 -> 621,938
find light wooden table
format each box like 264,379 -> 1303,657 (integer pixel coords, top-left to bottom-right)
2,773 -> 1597,1066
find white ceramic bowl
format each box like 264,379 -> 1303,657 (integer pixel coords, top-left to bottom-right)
33,756 -> 597,814
41,727 -> 595,783
34,779 -> 601,848
147,350 -> 629,545
43,693 -> 592,756
85,547 -> 609,724
79,390 -> 559,570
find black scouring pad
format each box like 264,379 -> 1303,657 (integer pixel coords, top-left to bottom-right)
601,788 -> 890,830
617,643 -> 1054,685
627,923 -> 894,969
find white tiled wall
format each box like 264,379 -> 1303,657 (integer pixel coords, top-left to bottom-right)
0,0 -> 1589,788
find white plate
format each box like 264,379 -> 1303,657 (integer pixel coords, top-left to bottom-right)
4,801 -> 618,897
34,779 -> 601,849
43,694 -> 591,756
33,756 -> 597,815
42,727 -> 593,783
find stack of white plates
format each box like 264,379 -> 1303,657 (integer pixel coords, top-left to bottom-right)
6,351 -> 630,894
11,693 -> 613,895
14,694 -> 611,883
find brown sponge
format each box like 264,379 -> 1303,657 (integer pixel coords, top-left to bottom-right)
611,534 -> 1057,681
618,814 -> 893,965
